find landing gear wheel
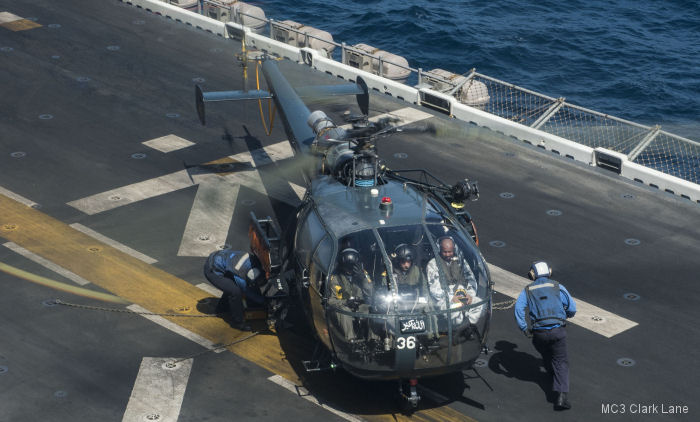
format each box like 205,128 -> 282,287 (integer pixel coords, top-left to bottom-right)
397,378 -> 421,413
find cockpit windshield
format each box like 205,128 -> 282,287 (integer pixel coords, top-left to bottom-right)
324,222 -> 491,373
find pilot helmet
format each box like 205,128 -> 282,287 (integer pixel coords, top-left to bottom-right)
528,261 -> 552,280
339,248 -> 360,274
393,244 -> 414,264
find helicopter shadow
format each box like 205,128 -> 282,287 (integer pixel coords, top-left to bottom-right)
487,340 -> 556,403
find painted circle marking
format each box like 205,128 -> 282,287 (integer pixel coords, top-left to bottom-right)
1,47 -> 13,52
473,358 -> 488,368
489,240 -> 506,248
504,152 -> 516,157
106,45 -> 120,51
30,204 -> 41,209
617,358 -> 636,367
166,113 -> 180,118
162,361 -> 179,370
192,77 -> 205,83
197,234 -> 210,241
109,195 -> 121,201
393,152 -> 408,159
42,299 -> 57,307
39,114 -> 54,120
591,315 -> 606,323
624,238 -> 640,246
499,192 -> 515,199
217,244 -> 231,250
131,153 -> 147,159
54,390 -> 67,398
51,55 -> 61,60
10,151 -> 26,158
77,76 -> 91,82
87,246 -> 102,253
144,414 -> 161,421
0,365 -> 7,374
48,24 -> 61,29
623,293 -> 641,301
176,305 -> 192,313
621,193 -> 635,200
2,224 -> 18,231
546,209 -> 562,216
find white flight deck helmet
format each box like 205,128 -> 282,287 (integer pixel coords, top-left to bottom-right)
246,267 -> 262,283
528,261 -> 552,280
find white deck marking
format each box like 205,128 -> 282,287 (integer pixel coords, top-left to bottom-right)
122,357 -> 193,422
488,263 -> 638,338
67,169 -> 195,214
0,186 -> 39,208
0,12 -> 22,23
3,242 -> 91,286
142,134 -> 194,153
69,223 -> 157,264
195,282 -> 223,297
177,180 -> 239,257
127,304 -> 224,353
268,375 -> 364,422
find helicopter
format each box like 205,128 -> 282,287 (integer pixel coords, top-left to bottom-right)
195,53 -> 493,409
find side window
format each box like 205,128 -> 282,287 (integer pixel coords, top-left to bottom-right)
295,208 -> 325,268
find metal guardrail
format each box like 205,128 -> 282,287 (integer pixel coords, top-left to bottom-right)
157,0 -> 700,189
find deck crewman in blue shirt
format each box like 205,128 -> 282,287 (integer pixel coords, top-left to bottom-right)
203,249 -> 265,331
514,261 -> 577,411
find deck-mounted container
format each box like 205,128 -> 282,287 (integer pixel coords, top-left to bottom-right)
423,68 -> 490,109
343,43 -> 410,82
271,20 -> 336,57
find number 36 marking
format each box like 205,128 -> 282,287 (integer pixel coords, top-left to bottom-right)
397,336 -> 416,349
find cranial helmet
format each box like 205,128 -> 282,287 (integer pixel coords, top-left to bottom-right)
246,267 -> 262,283
393,244 -> 413,263
528,261 -> 552,280
340,248 -> 360,271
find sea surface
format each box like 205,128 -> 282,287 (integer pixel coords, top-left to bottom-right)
258,0 -> 699,141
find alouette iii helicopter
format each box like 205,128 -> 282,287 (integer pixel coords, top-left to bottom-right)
195,42 -> 493,409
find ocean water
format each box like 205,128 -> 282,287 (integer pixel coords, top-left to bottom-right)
258,0 -> 699,141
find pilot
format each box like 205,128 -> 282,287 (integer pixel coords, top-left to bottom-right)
328,248 -> 373,341
391,244 -> 426,296
514,261 -> 577,411
426,236 -> 477,307
203,248 -> 265,331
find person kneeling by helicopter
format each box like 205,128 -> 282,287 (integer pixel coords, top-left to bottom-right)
328,248 -> 374,345
203,248 -> 265,331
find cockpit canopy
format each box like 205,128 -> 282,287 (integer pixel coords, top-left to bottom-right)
327,222 -> 489,317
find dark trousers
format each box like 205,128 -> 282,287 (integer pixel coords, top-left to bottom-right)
203,265 -> 244,324
532,326 -> 569,393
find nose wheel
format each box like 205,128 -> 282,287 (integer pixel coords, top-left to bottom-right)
398,378 -> 421,411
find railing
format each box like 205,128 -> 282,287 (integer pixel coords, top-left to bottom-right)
128,0 -> 700,200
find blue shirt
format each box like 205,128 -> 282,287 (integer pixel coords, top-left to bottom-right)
514,277 -> 576,332
210,249 -> 265,305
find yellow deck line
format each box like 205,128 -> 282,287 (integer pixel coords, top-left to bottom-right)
0,194 -> 474,421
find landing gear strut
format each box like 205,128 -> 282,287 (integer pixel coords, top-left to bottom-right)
398,378 -> 421,411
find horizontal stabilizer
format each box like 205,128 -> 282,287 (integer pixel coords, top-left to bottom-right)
195,84 -> 272,125
294,84 -> 364,98
294,77 -> 368,115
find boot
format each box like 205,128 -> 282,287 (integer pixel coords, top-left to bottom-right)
555,392 -> 571,410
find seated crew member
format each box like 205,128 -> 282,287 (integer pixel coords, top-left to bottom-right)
328,248 -> 373,341
203,248 -> 265,331
391,244 -> 426,297
426,237 -> 483,326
